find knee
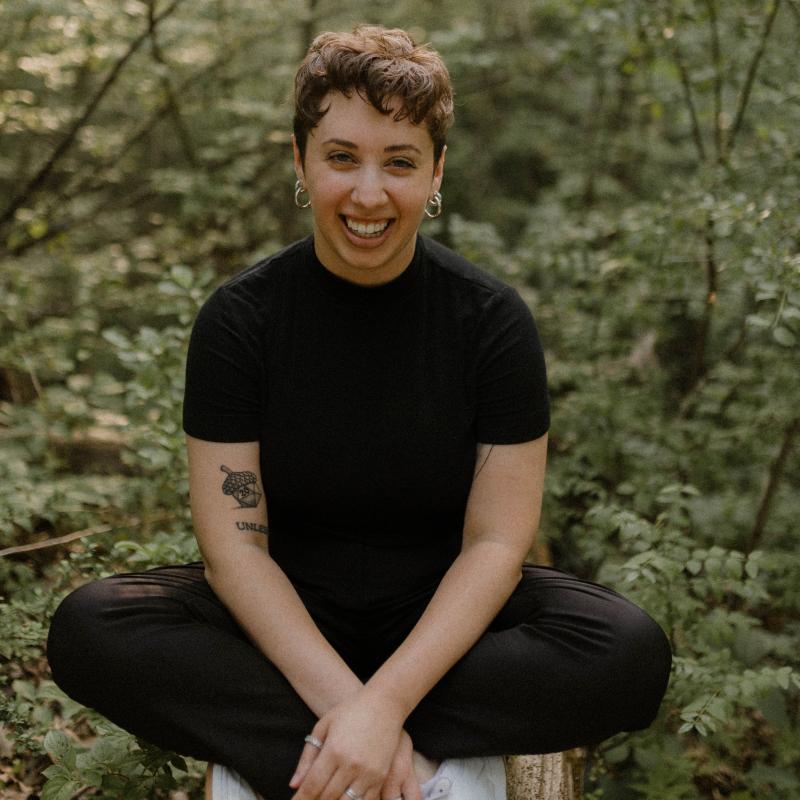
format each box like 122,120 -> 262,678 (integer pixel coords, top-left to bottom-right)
609,602 -> 672,729
47,580 -> 117,697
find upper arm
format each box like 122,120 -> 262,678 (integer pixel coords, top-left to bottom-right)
186,435 -> 268,568
462,434 -> 548,560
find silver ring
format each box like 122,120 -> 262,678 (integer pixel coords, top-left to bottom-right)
345,788 -> 363,800
304,734 -> 324,750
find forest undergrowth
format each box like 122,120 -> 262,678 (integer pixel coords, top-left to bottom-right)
1,1 -> 798,798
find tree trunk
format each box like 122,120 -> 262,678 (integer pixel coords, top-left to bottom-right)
506,750 -> 585,800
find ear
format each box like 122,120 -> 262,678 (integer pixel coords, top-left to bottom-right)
432,144 -> 446,193
292,135 -> 305,184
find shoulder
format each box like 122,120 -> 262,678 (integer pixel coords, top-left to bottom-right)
195,237 -> 312,326
420,235 -> 510,295
218,236 -> 311,302
419,235 -> 530,320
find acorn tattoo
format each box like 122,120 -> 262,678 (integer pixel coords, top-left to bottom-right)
220,465 -> 263,508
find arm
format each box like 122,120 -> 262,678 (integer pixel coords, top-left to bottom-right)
365,434 -> 548,715
186,436 -> 364,716
294,435 -> 547,800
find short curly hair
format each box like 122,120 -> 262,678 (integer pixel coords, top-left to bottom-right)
293,25 -> 454,165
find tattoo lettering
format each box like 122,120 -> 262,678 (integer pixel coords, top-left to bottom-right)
220,465 -> 263,508
236,521 -> 269,535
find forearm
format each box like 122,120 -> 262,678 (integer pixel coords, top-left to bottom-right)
364,538 -> 524,718
365,438 -> 548,719
205,545 -> 363,717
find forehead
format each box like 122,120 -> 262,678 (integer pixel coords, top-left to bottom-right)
310,90 -> 434,154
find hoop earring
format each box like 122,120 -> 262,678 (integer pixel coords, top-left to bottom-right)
294,180 -> 311,209
424,191 -> 442,219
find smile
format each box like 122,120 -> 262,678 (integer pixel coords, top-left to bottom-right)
343,216 -> 391,238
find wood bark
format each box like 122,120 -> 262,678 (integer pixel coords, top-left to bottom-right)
506,751 -> 585,800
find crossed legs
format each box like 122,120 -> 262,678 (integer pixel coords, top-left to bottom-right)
47,563 -> 670,800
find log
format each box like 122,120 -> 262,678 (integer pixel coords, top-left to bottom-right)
505,751 -> 585,800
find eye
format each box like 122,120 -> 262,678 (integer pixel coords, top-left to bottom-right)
327,151 -> 355,164
388,157 -> 416,170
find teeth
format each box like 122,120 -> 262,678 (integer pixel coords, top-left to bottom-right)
346,217 -> 389,237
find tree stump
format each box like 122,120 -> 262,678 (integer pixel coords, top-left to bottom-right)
505,750 -> 585,800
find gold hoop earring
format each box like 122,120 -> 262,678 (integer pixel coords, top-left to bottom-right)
424,191 -> 442,219
294,180 -> 311,209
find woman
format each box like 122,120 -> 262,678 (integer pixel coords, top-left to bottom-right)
47,25 -> 671,800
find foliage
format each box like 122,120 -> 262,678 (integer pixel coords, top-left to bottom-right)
1,0 -> 798,798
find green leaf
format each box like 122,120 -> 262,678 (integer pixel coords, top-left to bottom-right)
170,264 -> 195,289
772,326 -> 796,346
604,743 -> 630,764
43,730 -> 71,763
41,776 -> 83,800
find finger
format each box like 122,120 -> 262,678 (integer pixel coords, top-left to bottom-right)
290,741 -> 323,789
295,752 -> 358,800
317,766 -> 360,800
291,758 -> 332,800
381,783 -> 405,800
380,761 -> 404,800
401,770 -> 422,800
381,778 -> 403,800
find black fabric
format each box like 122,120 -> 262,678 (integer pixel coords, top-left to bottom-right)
48,563 -> 672,800
182,234 -> 549,603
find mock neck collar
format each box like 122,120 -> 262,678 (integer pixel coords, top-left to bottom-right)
306,236 -> 423,304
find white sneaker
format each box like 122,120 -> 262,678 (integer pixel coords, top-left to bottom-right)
420,756 -> 507,800
205,763 -> 262,800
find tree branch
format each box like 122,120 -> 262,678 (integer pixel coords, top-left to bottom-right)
666,30 -> 707,162
0,512 -> 176,559
704,0 -> 725,162
146,0 -> 197,166
0,0 -> 186,232
728,0 -> 782,153
690,215 -> 718,389
581,45 -> 608,206
0,42 -> 257,259
300,0 -> 319,58
5,32 -> 265,249
746,414 -> 800,553
5,185 -> 160,258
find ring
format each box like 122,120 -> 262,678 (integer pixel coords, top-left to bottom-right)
345,788 -> 363,800
304,734 -> 324,750
387,796 -> 404,800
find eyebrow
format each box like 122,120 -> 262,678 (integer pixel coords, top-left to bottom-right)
322,138 -> 423,155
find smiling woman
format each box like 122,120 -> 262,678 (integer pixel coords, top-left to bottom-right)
293,91 -> 444,286
291,27 -> 451,287
46,24 -> 671,800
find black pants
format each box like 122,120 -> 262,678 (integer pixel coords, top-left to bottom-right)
47,563 -> 671,800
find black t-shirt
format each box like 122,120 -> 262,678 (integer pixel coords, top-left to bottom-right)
183,235 -> 549,603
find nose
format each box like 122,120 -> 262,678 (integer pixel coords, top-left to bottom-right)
351,166 -> 387,209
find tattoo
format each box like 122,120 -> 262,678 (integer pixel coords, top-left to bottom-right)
236,521 -> 269,535
220,465 -> 263,508
473,444 -> 495,479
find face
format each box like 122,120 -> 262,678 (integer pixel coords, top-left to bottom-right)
293,91 -> 445,286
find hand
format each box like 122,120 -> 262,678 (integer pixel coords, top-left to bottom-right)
290,689 -> 406,800
381,731 -> 422,800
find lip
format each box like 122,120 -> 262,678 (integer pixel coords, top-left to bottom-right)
339,215 -> 395,248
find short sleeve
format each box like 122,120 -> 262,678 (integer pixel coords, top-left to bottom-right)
474,286 -> 550,444
182,286 -> 264,442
